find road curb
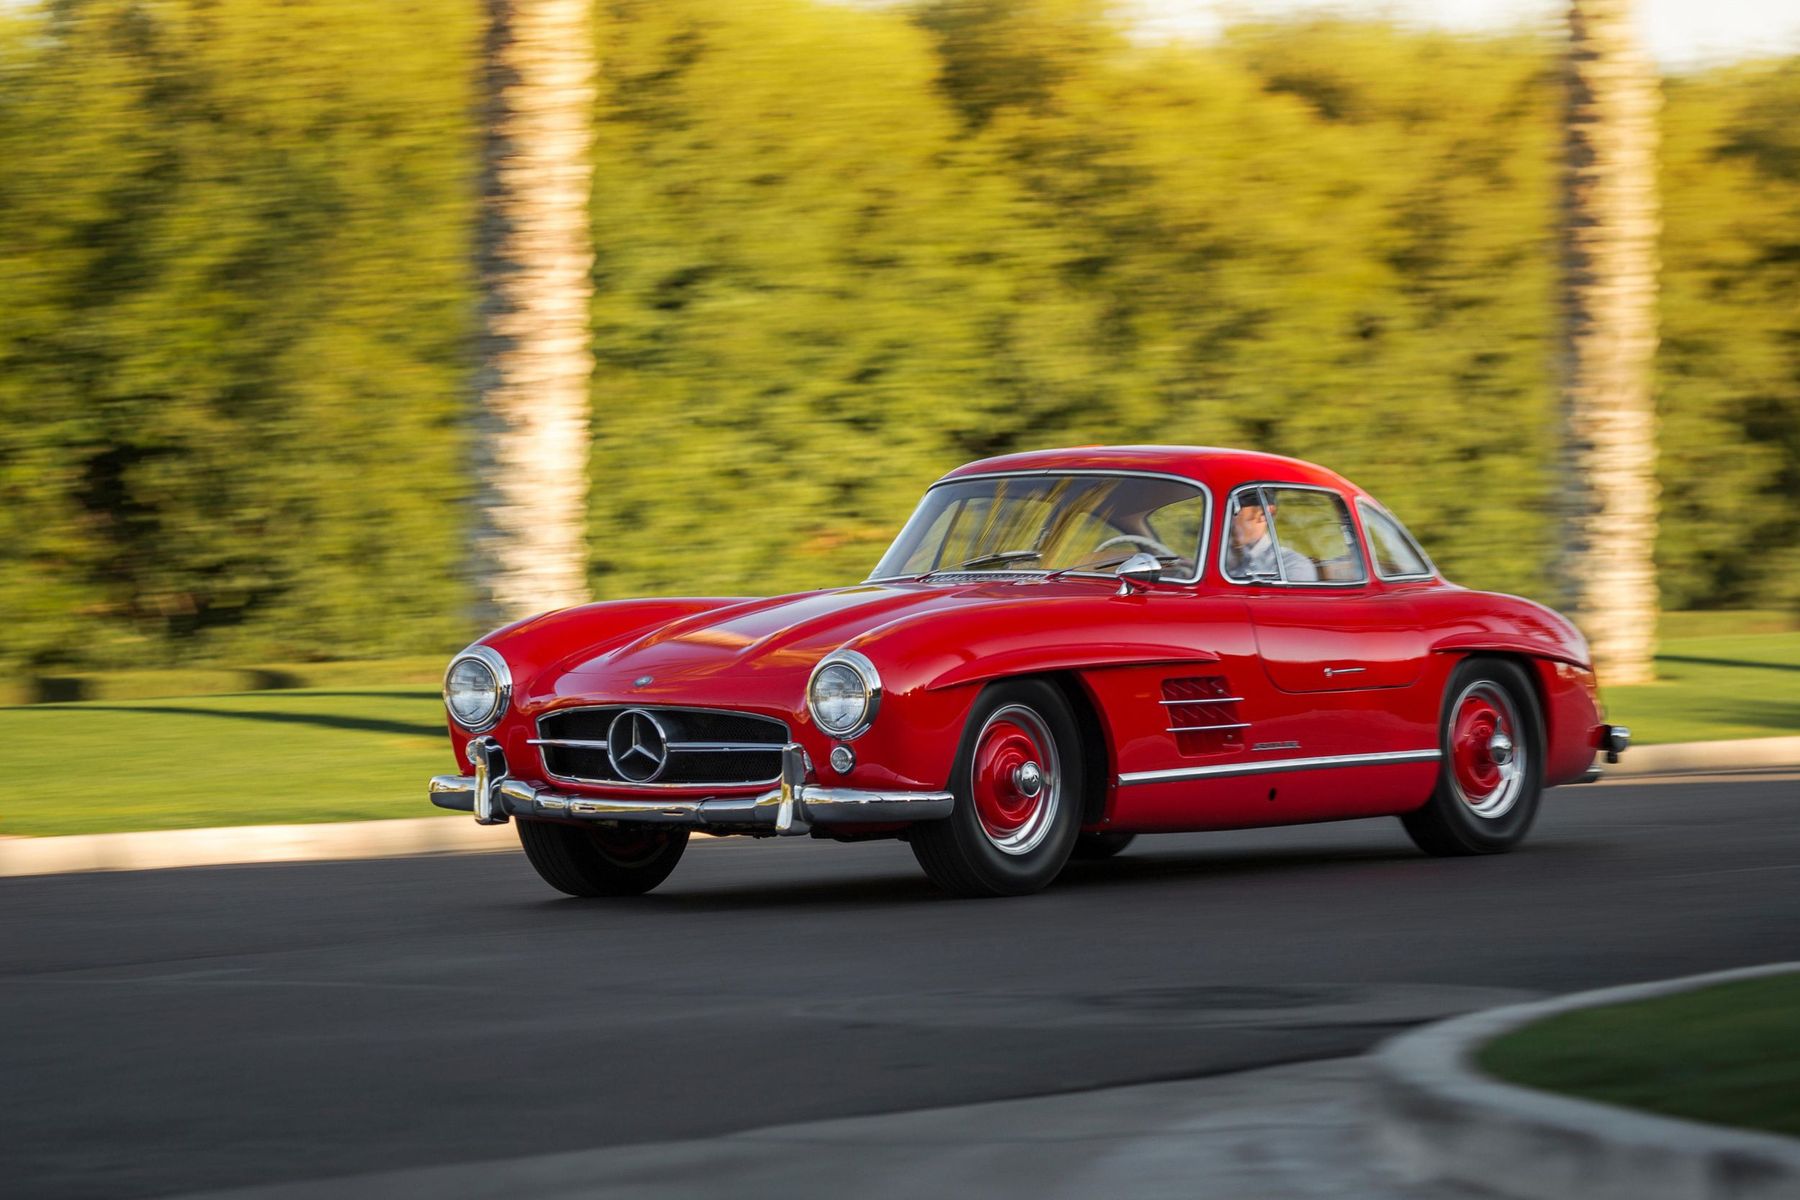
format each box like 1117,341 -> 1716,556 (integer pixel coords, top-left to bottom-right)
0,817 -> 515,878
1374,963 -> 1800,1200
1606,735 -> 1800,777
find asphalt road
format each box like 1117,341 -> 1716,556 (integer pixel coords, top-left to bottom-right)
4,771 -> 1797,1199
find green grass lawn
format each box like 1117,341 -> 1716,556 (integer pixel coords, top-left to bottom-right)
1479,973 -> 1800,1139
2,616 -> 1795,838
1,686 -> 454,837
1605,628 -> 1800,744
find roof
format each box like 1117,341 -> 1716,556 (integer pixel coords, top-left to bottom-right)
940,445 -> 1363,496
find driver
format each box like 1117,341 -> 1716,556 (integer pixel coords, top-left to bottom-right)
1228,496 -> 1317,582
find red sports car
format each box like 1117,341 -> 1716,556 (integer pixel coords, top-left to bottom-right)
431,446 -> 1629,898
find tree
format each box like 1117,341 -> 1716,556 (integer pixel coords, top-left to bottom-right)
471,0 -> 597,625
1555,0 -> 1661,683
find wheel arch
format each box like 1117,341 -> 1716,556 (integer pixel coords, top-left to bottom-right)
1439,648 -> 1599,785
1444,649 -> 1548,728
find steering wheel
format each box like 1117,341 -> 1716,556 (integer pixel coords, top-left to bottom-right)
1090,533 -> 1180,560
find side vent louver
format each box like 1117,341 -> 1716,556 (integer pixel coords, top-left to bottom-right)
1161,676 -> 1247,756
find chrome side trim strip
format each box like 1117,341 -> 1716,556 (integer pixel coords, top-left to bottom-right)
1159,697 -> 1244,706
1165,722 -> 1252,733
1118,748 -> 1441,787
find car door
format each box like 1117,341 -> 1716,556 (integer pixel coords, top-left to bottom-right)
1221,483 -> 1429,695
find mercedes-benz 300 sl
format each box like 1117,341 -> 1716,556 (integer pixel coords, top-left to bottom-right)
430,446 -> 1628,898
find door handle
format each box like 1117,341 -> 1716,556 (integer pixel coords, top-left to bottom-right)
1323,666 -> 1366,677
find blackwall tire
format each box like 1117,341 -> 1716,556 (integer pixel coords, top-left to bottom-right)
517,820 -> 689,897
909,679 -> 1085,898
1401,657 -> 1544,857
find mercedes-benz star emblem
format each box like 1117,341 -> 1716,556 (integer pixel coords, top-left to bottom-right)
606,708 -> 670,783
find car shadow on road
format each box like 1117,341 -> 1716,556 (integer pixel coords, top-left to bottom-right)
1057,844 -> 1416,885
542,869 -> 951,912
511,839 -> 1474,913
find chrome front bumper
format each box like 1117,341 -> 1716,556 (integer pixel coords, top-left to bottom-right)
429,740 -> 954,836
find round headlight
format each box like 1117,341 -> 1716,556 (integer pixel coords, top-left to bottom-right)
444,646 -> 511,732
808,650 -> 881,739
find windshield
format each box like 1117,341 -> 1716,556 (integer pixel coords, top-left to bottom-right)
872,473 -> 1210,581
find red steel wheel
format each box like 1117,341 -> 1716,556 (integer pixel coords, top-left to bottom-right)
1400,657 -> 1543,857
1446,680 -> 1524,819
908,679 -> 1085,897
970,705 -> 1061,856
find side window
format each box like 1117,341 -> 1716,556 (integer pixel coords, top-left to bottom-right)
1267,488 -> 1365,583
1224,486 -> 1365,584
1359,501 -> 1433,580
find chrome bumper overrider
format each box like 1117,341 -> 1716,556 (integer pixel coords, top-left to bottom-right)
429,740 -> 954,835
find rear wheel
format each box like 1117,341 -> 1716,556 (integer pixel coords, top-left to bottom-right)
517,820 -> 689,897
910,680 -> 1084,897
1401,658 -> 1543,856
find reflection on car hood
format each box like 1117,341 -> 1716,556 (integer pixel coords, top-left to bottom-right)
540,577 -> 1101,700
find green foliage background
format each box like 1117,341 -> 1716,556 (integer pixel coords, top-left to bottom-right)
0,0 -> 1795,670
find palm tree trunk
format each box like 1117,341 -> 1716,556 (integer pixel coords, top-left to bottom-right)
470,0 -> 595,625
1555,0 -> 1661,685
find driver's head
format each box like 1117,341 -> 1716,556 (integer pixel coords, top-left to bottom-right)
1231,498 -> 1272,548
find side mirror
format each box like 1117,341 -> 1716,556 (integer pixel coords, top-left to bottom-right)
1115,552 -> 1163,595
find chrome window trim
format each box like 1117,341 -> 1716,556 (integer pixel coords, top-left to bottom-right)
807,647 -> 883,741
1218,482 -> 1371,590
867,469 -> 1214,587
1118,748 -> 1441,786
534,705 -> 791,790
443,644 -> 512,734
1354,497 -> 1438,582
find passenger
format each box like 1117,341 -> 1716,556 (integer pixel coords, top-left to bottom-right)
1228,497 -> 1318,582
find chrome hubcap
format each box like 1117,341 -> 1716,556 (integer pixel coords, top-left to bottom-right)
1449,681 -> 1525,820
972,706 -> 1061,856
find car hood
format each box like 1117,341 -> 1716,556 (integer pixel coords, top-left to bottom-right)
534,578 -> 1101,704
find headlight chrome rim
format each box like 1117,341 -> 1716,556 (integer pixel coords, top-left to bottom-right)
443,644 -> 513,734
807,648 -> 881,741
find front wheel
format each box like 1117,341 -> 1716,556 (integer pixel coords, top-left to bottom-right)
909,680 -> 1085,897
1401,658 -> 1543,856
517,820 -> 689,896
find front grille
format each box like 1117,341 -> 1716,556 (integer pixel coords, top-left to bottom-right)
533,706 -> 790,787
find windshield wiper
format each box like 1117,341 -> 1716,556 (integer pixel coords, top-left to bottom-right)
919,549 -> 1042,579
1042,551 -> 1182,582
